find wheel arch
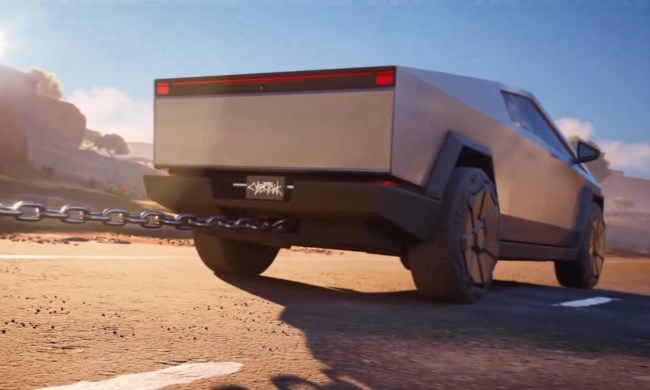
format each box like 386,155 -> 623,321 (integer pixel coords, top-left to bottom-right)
592,194 -> 604,211
425,131 -> 496,201
571,186 -> 605,249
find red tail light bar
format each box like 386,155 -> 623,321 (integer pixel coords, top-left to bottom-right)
155,67 -> 396,97
374,180 -> 399,188
374,70 -> 395,86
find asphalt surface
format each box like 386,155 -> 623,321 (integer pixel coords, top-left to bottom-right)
0,240 -> 649,390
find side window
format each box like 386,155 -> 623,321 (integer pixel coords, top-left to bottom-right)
502,93 -> 536,134
502,92 -> 573,158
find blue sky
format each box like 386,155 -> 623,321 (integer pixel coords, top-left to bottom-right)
1,0 -> 649,177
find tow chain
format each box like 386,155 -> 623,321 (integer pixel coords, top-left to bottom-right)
0,201 -> 294,233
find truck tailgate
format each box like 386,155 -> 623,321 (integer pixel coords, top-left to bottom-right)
153,68 -> 395,171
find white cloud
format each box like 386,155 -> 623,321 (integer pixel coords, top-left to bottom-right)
68,87 -> 152,143
0,29 -> 11,60
556,117 -> 650,177
599,139 -> 650,173
555,117 -> 595,140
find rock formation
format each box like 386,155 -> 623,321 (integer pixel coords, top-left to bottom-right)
0,105 -> 28,173
601,169 -> 650,213
0,64 -> 86,153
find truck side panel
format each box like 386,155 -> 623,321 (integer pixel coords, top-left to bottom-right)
391,68 -> 519,214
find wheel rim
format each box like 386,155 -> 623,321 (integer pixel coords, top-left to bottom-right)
461,185 -> 499,286
589,215 -> 606,278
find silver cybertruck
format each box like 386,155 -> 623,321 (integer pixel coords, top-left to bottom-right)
145,66 -> 606,303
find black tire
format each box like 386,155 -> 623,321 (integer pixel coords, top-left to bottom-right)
554,203 -> 605,288
406,167 -> 500,303
192,230 -> 279,277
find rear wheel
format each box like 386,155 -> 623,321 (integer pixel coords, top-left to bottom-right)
192,230 -> 279,276
554,203 -> 605,288
406,167 -> 500,303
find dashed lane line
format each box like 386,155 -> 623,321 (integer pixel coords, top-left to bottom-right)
554,296 -> 619,307
37,362 -> 243,390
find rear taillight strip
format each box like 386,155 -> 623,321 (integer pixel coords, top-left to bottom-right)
171,71 -> 375,87
155,68 -> 395,96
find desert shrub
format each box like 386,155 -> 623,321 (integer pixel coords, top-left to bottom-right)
105,184 -> 129,197
117,184 -> 129,197
41,165 -> 56,179
94,133 -> 130,156
610,197 -> 635,212
26,67 -> 63,100
83,176 -> 99,189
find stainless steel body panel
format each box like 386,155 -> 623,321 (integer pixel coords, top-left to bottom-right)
154,90 -> 394,171
391,68 -> 519,214
154,66 -> 601,245
388,67 -> 593,243
509,131 -> 584,233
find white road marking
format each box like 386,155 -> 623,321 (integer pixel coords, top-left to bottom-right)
554,297 -> 619,308
38,362 -> 243,390
0,255 -> 196,260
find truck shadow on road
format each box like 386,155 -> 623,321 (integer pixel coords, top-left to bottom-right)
215,275 -> 650,390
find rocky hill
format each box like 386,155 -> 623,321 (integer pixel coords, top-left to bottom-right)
0,65 -> 85,153
601,170 -> 650,213
0,64 -> 163,197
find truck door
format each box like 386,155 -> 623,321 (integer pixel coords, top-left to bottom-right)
501,92 -> 586,246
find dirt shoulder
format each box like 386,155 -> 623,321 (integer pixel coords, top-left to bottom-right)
0,231 -> 647,260
0,174 -> 189,239
0,232 -> 193,247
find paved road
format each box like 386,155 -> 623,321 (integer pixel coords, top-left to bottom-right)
0,240 -> 649,390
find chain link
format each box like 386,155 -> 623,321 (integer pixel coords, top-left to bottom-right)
0,201 -> 293,233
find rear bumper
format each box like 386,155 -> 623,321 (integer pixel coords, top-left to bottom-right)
144,175 -> 441,254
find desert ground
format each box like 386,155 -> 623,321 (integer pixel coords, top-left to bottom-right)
0,233 -> 649,390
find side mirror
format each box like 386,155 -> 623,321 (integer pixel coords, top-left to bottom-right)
575,140 -> 601,164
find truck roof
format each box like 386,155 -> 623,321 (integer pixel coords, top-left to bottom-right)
155,65 -> 541,129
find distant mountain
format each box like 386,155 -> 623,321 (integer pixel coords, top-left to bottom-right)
601,170 -> 650,213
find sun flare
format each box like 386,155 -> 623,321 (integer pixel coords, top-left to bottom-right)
0,29 -> 13,63
0,29 -> 10,60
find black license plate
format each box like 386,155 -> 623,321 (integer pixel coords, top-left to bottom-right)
245,176 -> 286,201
